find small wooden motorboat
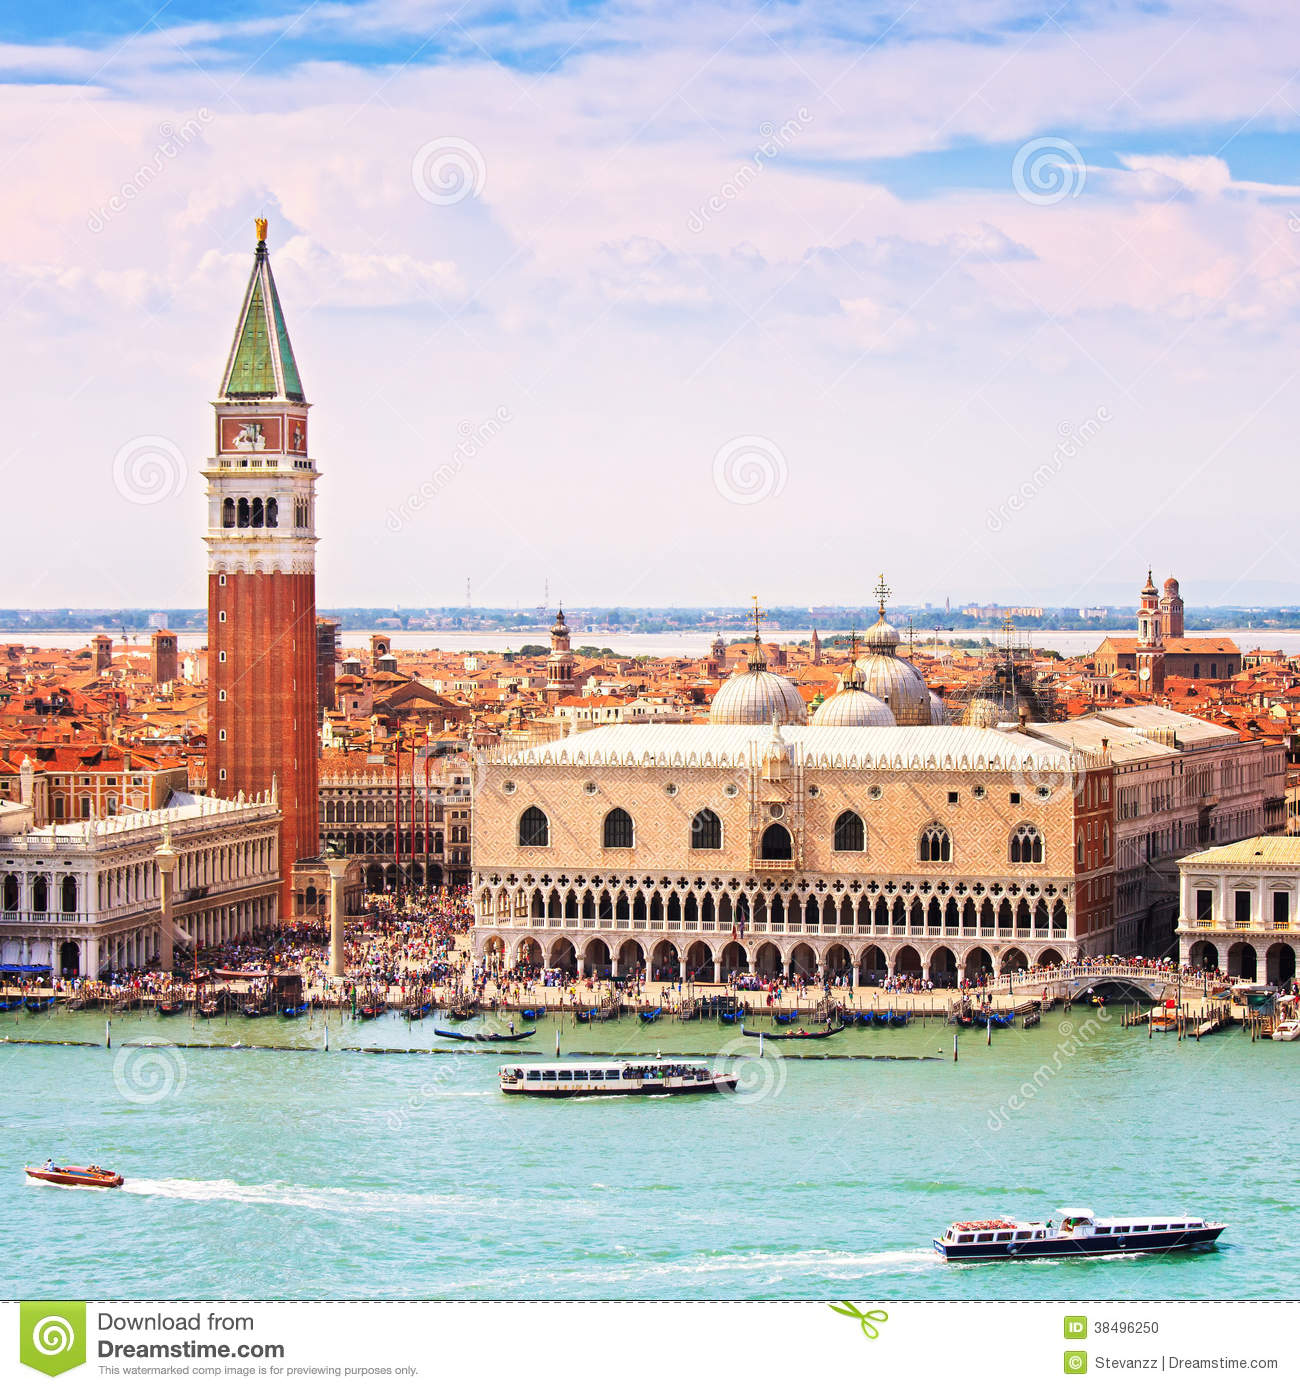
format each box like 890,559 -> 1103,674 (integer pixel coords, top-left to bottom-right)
26,1163 -> 124,1190
741,1023 -> 846,1042
156,999 -> 187,1017
280,1002 -> 310,1018
639,1006 -> 662,1023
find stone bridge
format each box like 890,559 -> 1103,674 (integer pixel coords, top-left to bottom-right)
1006,964 -> 1201,1002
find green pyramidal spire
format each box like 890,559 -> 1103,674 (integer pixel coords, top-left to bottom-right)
219,219 -> 305,402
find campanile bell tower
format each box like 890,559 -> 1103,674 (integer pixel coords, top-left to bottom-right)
204,219 -> 320,913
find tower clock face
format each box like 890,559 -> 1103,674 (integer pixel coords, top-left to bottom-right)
1139,664 -> 1151,682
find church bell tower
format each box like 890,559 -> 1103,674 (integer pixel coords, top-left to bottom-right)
1136,569 -> 1165,696
204,219 -> 320,914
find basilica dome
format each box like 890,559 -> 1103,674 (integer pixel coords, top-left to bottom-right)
709,634 -> 807,726
853,596 -> 933,727
810,685 -> 894,728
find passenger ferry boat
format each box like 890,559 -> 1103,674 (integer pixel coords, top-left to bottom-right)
934,1208 -> 1225,1262
499,1058 -> 738,1098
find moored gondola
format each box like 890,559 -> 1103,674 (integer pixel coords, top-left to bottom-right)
639,1006 -> 662,1023
197,1000 -> 219,1019
281,1002 -> 310,1018
520,1005 -> 546,1021
573,1008 -> 597,1023
156,999 -> 187,1017
24,997 -> 52,1013
404,1000 -> 432,1020
774,1010 -> 799,1025
887,1011 -> 910,1027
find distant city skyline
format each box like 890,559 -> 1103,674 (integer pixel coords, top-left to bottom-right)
6,2 -> 1300,607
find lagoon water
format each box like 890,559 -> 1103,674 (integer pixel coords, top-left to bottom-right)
2,1005 -> 1295,1301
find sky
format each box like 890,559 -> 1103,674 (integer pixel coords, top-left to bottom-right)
6,0 -> 1300,611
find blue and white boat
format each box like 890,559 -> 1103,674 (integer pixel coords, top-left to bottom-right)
934,1208 -> 1226,1262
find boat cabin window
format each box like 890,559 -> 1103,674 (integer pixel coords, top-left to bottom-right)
606,1070 -> 621,1079
1113,1225 -> 1129,1233
572,1070 -> 588,1081
542,1071 -> 557,1081
557,1071 -> 573,1081
1151,1224 -> 1166,1231
1132,1224 -> 1148,1232
526,1071 -> 541,1080
1094,1227 -> 1110,1235
996,1232 -> 1012,1241
957,1235 -> 974,1244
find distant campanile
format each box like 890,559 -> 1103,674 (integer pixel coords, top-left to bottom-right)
203,219 -> 320,914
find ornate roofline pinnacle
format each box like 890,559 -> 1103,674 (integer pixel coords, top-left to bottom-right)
873,573 -> 891,618
747,595 -> 768,671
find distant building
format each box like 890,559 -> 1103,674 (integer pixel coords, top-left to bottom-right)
150,629 -> 178,686
316,618 -> 340,717
1093,573 -> 1239,681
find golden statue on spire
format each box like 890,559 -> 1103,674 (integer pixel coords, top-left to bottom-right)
255,217 -> 269,244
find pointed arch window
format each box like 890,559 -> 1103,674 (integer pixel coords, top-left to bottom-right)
518,805 -> 549,847
1010,824 -> 1044,864
603,808 -> 634,848
691,808 -> 722,850
760,823 -> 793,860
919,823 -> 952,862
833,810 -> 865,852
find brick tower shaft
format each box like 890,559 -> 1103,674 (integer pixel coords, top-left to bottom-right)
204,220 -> 320,916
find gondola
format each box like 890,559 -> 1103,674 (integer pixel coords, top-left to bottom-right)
156,999 -> 187,1017
520,1006 -> 546,1021
871,1010 -> 891,1027
774,1010 -> 799,1025
639,1006 -> 662,1023
741,1023 -> 846,1041
573,1008 -> 597,1023
404,1001 -> 432,1020
241,1002 -> 268,1018
197,1000 -> 219,1019
0,998 -> 17,1012
357,1002 -> 385,1020
719,1008 -> 744,1024
972,1010 -> 1015,1028
24,997 -> 52,1013
888,1011 -> 910,1027
64,998 -> 86,1012
434,1027 -> 537,1043
858,1010 -> 874,1026
281,1002 -> 310,1018
839,1010 -> 861,1025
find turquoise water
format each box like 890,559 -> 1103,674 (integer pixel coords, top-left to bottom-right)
1,1005 -> 1294,1300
